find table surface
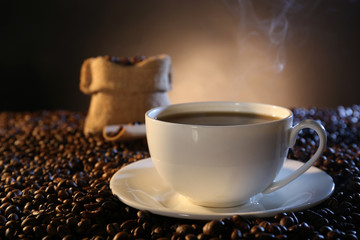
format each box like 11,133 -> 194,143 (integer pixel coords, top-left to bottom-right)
0,107 -> 359,240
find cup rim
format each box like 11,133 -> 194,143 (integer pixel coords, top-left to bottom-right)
146,101 -> 293,127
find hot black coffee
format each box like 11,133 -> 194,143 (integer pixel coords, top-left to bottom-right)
157,112 -> 281,126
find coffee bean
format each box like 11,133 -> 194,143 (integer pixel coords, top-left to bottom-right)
21,216 -> 38,228
58,189 -> 69,200
5,205 -> 20,216
279,216 -> 295,228
77,218 -> 91,233
312,234 -> 325,240
5,227 -> 16,238
7,213 -> 18,221
106,223 -> 120,236
197,233 -> 208,240
344,234 -> 358,240
266,223 -> 282,235
113,231 -> 129,240
319,225 -> 333,235
46,223 -> 57,236
255,232 -> 276,240
133,225 -> 145,238
0,215 -> 7,225
231,229 -> 242,240
33,225 -> 47,238
176,224 -> 193,236
57,224 -> 72,238
120,219 -> 137,233
185,233 -> 197,240
22,225 -> 33,235
203,220 -> 225,236
137,210 -> 151,223
62,235 -> 76,240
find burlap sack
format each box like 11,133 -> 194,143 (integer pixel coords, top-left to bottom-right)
80,54 -> 171,135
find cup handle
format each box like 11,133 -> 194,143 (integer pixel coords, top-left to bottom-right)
262,119 -> 327,194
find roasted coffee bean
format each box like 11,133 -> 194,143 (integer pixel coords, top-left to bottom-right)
57,224 -> 72,238
62,235 -> 76,240
319,225 -> 333,235
255,232 -> 276,240
46,223 -> 57,236
197,233 -> 209,240
107,223 -> 121,236
0,214 -> 7,225
77,218 -> 91,233
22,225 -> 33,235
5,227 -> 16,238
250,225 -> 265,234
113,231 -> 129,240
344,234 -> 358,240
5,220 -> 18,229
327,230 -> 345,240
279,216 -> 295,228
266,223 -> 282,235
7,213 -> 18,221
258,221 -> 270,229
176,224 -> 193,236
185,233 -> 197,240
151,226 -> 164,237
33,225 -> 47,238
120,219 -> 138,232
231,229 -> 242,240
5,205 -> 20,216
132,225 -> 145,238
311,234 -> 325,240
203,220 -> 225,236
137,210 -> 151,223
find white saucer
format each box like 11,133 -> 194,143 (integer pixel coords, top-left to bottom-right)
110,158 -> 334,220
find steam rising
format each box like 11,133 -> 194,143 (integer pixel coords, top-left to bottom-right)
226,0 -> 299,73
171,0 -> 322,106
226,0 -> 322,73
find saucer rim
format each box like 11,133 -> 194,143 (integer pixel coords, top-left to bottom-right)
110,158 -> 335,220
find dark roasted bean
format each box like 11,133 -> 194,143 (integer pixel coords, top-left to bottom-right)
250,225 -> 265,234
113,231 -> 129,240
255,232 -> 276,240
137,210 -> 151,223
120,219 -> 137,233
133,225 -> 145,238
279,216 -> 295,228
176,224 -> 193,236
33,225 -> 47,238
0,215 -> 7,225
57,224 -> 72,238
77,218 -> 91,233
311,234 -> 325,240
231,229 -> 242,240
46,223 -> 57,236
107,223 -> 120,236
266,223 -> 282,235
203,220 -> 225,237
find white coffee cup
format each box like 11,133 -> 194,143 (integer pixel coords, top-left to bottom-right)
145,102 -> 327,207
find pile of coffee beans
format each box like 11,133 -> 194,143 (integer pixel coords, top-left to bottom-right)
103,55 -> 146,65
0,106 -> 359,240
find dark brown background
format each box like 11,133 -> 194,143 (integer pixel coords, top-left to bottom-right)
1,0 -> 360,111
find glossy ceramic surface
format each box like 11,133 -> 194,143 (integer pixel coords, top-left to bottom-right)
110,158 -> 334,220
145,102 -> 326,207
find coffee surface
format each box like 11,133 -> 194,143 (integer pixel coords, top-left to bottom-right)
157,112 -> 281,126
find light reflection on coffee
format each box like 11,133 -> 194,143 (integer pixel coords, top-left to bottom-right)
157,112 -> 281,126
